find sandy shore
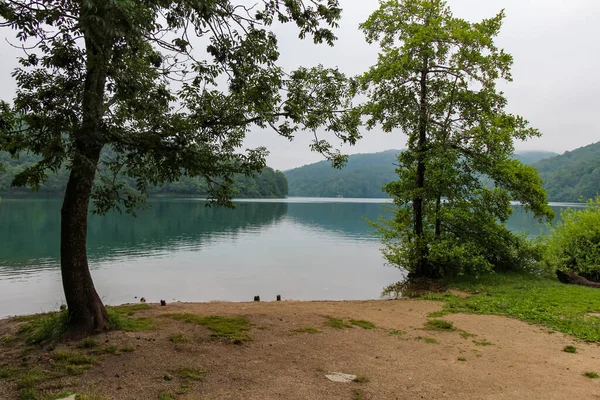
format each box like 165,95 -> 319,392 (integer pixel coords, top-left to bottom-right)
0,299 -> 598,399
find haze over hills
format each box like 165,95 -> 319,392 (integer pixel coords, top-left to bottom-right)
284,146 -> 600,202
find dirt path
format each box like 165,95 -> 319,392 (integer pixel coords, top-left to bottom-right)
1,300 -> 599,399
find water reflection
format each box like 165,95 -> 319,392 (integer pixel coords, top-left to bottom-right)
0,198 -> 586,317
0,199 -> 583,274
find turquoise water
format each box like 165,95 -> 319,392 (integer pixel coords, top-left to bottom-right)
0,198 -> 581,317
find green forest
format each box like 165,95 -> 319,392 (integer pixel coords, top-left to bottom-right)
285,149 -> 557,199
0,151 -> 288,199
285,149 -> 400,198
284,146 -> 600,202
533,142 -> 600,202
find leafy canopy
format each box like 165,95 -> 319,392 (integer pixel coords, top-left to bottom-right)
0,0 -> 360,212
358,0 -> 554,277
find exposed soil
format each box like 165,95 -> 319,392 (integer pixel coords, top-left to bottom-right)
1,299 -> 599,399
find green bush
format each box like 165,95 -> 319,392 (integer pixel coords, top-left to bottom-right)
378,201 -> 546,279
543,198 -> 600,281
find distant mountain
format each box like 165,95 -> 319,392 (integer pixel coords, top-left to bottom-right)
514,151 -> 559,165
285,150 -> 401,198
533,142 -> 600,202
285,149 -> 564,199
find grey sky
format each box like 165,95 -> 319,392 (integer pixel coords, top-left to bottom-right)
245,0 -> 600,170
1,0 -> 599,171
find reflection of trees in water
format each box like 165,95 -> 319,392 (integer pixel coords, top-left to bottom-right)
286,203 -> 577,239
0,199 -> 63,265
506,205 -> 573,236
285,202 -> 387,238
0,199 -> 582,274
0,200 -> 287,271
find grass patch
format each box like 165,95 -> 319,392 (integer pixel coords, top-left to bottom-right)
13,314 -> 55,323
472,339 -> 493,346
459,331 -> 473,339
74,394 -> 110,400
51,349 -> 96,376
424,319 -> 455,331
91,345 -> 118,355
416,336 -> 438,344
90,343 -> 134,355
584,371 -> 599,379
120,344 -> 135,352
53,349 -> 96,365
165,314 -> 250,342
1,335 -> 17,346
159,392 -> 176,400
17,311 -> 69,345
179,367 -> 206,381
47,392 -> 75,400
352,375 -> 370,383
350,320 -> 376,329
78,338 -> 98,349
457,357 -> 467,361
292,327 -> 320,334
563,345 -> 577,353
15,368 -> 58,389
14,305 -> 152,345
18,387 -> 39,400
431,272 -> 600,342
389,329 -> 406,336
427,311 -> 448,318
169,333 -> 190,343
324,317 -> 352,329
107,309 -> 153,332
108,304 -> 150,315
0,366 -> 21,379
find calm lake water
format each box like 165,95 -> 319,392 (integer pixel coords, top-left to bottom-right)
0,198 -> 582,317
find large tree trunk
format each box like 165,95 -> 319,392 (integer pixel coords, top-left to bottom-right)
61,15 -> 110,332
413,58 -> 429,277
61,145 -> 108,332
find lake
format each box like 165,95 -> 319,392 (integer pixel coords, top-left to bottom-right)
0,198 -> 582,317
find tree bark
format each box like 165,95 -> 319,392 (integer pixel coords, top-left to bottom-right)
556,270 -> 600,288
413,56 -> 429,277
61,144 -> 108,332
61,13 -> 110,332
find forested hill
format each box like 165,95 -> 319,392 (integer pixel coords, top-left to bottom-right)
532,142 -> 600,202
285,150 -> 401,198
514,151 -> 559,165
0,152 -> 288,199
285,149 -> 576,199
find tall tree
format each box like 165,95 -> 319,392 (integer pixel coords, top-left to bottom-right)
358,0 -> 554,279
0,0 -> 359,332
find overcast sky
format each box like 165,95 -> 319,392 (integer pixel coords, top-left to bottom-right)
1,0 -> 599,171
